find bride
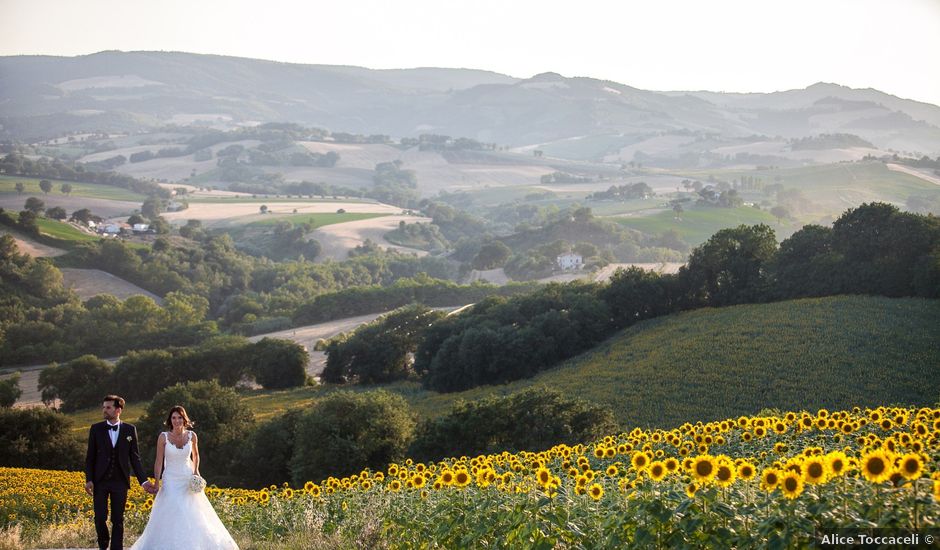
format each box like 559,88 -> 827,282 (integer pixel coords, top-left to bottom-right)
131,406 -> 239,549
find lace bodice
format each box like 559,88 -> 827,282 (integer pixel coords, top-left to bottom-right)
162,431 -> 194,477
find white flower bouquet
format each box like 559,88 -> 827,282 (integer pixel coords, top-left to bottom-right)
190,474 -> 207,493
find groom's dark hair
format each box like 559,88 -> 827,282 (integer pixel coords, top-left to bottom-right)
103,395 -> 125,410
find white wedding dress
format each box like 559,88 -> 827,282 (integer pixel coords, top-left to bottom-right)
131,431 -> 239,550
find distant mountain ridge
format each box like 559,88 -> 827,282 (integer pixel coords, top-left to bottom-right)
1,51 -> 939,156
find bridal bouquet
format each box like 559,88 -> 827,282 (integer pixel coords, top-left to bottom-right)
190,474 -> 207,493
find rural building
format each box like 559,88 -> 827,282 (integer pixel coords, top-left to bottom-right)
556,253 -> 583,270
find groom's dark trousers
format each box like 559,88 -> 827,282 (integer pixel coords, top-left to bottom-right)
86,422 -> 148,550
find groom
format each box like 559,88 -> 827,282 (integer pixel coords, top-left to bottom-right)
84,395 -> 156,550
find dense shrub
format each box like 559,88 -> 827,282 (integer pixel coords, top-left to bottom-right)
230,409 -> 303,488
410,387 -> 617,462
0,407 -> 83,469
249,338 -> 309,389
289,391 -> 415,484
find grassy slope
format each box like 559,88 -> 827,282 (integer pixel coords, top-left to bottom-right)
613,205 -> 786,246
62,295 -> 940,432
0,175 -> 146,201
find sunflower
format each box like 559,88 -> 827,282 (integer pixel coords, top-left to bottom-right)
827,452 -> 849,477
361,480 -> 373,491
536,467 -> 552,488
594,446 -> 606,459
714,461 -> 736,487
898,453 -> 924,481
933,480 -> 940,502
411,475 -> 426,489
303,481 -> 316,493
631,452 -> 650,471
860,450 -> 894,483
760,468 -> 782,491
588,483 -> 604,501
648,461 -> 667,481
388,479 -> 402,492
453,470 -> 471,488
802,457 -> 828,484
440,470 -> 454,486
780,472 -> 804,499
685,482 -> 699,498
737,462 -> 756,481
664,457 -> 680,473
690,455 -> 717,482
606,465 -> 619,477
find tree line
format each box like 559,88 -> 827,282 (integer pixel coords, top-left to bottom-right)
324,203 -> 939,393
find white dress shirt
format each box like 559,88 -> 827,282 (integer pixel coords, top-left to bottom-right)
107,420 -> 121,447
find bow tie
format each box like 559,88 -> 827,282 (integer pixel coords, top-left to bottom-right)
108,425 -> 119,432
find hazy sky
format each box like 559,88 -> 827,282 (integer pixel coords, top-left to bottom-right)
2,0 -> 939,106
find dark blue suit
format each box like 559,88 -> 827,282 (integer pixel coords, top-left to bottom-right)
85,421 -> 148,550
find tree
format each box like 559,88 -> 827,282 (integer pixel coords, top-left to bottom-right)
0,407 -> 84,469
14,182 -> 24,194
138,380 -> 255,483
472,240 -> 512,270
0,373 -> 22,407
46,206 -> 67,220
70,208 -> 94,224
141,197 -> 164,220
127,214 -> 145,225
24,197 -> 45,215
61,183 -> 73,195
259,205 -> 268,214
770,206 -> 790,224
682,224 -> 777,307
38,355 -> 114,411
323,305 -> 446,384
289,390 -> 415,484
673,203 -> 684,218
231,410 -> 303,488
39,179 -> 52,194
17,210 -> 39,234
410,387 -> 617,462
249,338 -> 309,389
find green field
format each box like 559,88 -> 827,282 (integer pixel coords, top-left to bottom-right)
62,295 -> 940,432
248,212 -> 388,228
34,218 -> 100,244
611,204 -> 786,246
0,175 -> 146,201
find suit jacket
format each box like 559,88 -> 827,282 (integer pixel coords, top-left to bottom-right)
85,421 -> 148,488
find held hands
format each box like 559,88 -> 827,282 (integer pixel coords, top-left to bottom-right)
142,480 -> 159,495
84,481 -> 94,496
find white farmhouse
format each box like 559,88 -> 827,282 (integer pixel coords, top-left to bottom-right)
556,253 -> 583,270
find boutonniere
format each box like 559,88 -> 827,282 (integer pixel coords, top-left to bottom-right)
126,436 -> 133,442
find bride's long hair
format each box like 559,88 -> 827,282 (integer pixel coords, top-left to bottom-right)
164,405 -> 194,430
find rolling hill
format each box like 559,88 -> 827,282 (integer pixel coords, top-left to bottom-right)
60,295 -> 940,430
3,51 -> 939,157
403,295 -> 940,427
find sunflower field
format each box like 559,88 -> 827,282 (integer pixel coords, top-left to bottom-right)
2,405 -> 939,548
